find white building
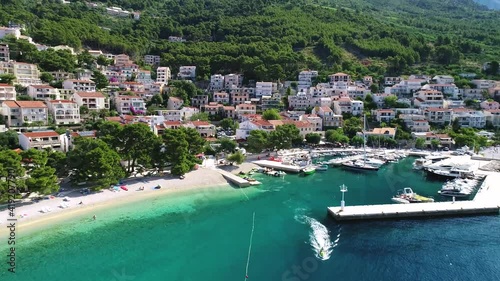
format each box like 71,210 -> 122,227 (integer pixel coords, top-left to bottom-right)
19,131 -> 62,150
0,83 -> 16,101
72,92 -> 109,110
0,43 -> 9,62
46,100 -> 80,125
413,90 -> 444,108
236,119 -> 274,140
1,101 -> 48,127
156,67 -> 171,85
374,109 -> 396,123
144,55 -> 161,66
213,92 -> 229,104
0,27 -> 21,39
210,74 -> 225,91
178,66 -> 196,80
63,79 -> 96,92
298,70 -> 318,90
255,82 -> 274,98
114,95 -> 146,115
423,108 -> 453,125
452,109 -> 486,128
311,106 -> 343,128
0,61 -> 42,86
167,96 -> 184,110
224,74 -> 243,89
433,75 -> 455,84
27,85 -> 60,100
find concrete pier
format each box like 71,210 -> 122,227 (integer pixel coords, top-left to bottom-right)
328,173 -> 500,221
216,169 -> 251,188
328,201 -> 499,221
252,160 -> 303,173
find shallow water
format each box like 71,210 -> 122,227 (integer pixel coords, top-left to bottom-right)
1,158 -> 499,281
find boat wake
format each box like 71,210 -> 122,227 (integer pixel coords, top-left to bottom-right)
296,214 -> 337,261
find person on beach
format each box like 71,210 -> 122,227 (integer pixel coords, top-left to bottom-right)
93,215 -> 96,220
79,201 -> 83,205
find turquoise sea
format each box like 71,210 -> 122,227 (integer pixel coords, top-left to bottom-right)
2,157 -> 500,281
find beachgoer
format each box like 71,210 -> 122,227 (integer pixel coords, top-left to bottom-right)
79,201 -> 83,205
93,215 -> 96,220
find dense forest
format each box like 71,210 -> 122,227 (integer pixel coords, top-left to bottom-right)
1,0 -> 500,81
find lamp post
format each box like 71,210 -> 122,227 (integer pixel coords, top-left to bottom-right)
340,184 -> 348,211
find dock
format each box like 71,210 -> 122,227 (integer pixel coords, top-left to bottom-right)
252,160 -> 303,173
328,201 -> 499,221
216,169 -> 251,188
328,173 -> 500,221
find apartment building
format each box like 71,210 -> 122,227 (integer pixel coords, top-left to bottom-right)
210,74 -> 225,91
224,74 -> 243,89
413,90 -> 444,108
423,108 -> 452,125
72,92 -> 109,110
144,55 -> 161,66
0,83 -> 16,101
0,61 -> 42,86
114,95 -> 146,115
18,131 -> 62,150
27,85 -> 60,100
311,106 -> 343,128
167,96 -> 183,110
452,108 -> 486,128
191,95 -> 209,108
156,67 -> 171,84
63,79 -> 96,92
235,102 -> 257,119
178,66 -> 196,80
0,43 -> 9,62
329,72 -> 351,84
213,92 -> 229,104
1,101 -> 48,127
114,54 -> 132,66
46,100 -> 80,125
255,82 -> 274,98
374,109 -> 396,123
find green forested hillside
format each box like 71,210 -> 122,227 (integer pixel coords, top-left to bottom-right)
1,0 -> 499,81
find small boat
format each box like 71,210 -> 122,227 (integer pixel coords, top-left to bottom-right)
314,164 -> 328,171
302,166 -> 316,175
391,187 -> 434,204
319,247 -> 327,258
120,186 -> 128,191
342,160 -> 379,171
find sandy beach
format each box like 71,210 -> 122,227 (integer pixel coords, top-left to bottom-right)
0,160 -> 258,236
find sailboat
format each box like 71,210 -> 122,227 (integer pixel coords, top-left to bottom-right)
342,115 -> 379,171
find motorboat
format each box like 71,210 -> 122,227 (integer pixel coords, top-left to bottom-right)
413,158 -> 432,170
302,166 -> 316,175
428,167 -> 474,179
314,164 -> 328,171
391,187 -> 434,204
342,160 -> 379,171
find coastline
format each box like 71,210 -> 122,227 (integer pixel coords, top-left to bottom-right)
0,165 -> 254,236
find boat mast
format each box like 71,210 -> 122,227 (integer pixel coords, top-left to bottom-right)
363,114 -> 366,163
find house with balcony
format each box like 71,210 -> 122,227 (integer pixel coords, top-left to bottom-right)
458,88 -> 483,100
156,67 -> 171,84
210,74 -> 224,91
424,108 -> 452,125
184,121 -> 216,137
413,90 -> 444,109
329,72 -> 351,84
433,75 -> 455,84
261,94 -> 283,111
236,119 -> 274,140
299,114 -> 322,132
298,70 -> 318,90
19,131 -> 62,150
255,82 -> 274,98
120,81 -> 145,92
228,86 -> 255,98
191,95 -> 209,108
421,132 -> 453,148
399,114 -> 430,132
144,55 -> 160,66
484,109 -> 500,127
269,120 -> 315,138
27,85 -> 60,100
114,95 -> 146,115
178,66 -> 196,80
167,96 -> 184,110
423,84 -> 459,98
213,92 -> 229,104
384,77 -> 402,86
361,127 -> 397,139
231,92 -> 249,105
0,83 -> 16,101
471,79 -> 497,90
332,97 -> 364,116
1,101 -> 48,127
0,61 -> 42,86
63,79 -> 96,92
201,102 -> 222,117
385,79 -> 425,96
235,102 -> 257,120
311,106 -> 343,129
46,100 -> 80,125
114,54 -> 132,66
224,74 -> 243,89
452,108 -> 486,128
72,92 -> 109,110
480,100 -> 500,110
374,109 -> 396,123
0,43 -> 9,62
